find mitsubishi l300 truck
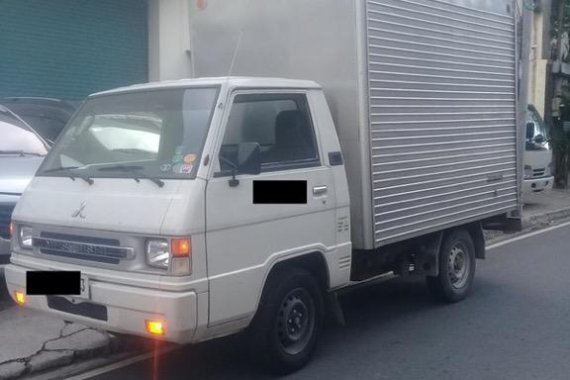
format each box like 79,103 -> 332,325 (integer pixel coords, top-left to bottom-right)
5,0 -> 522,374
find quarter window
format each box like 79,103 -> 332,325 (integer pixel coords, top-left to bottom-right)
219,93 -> 319,172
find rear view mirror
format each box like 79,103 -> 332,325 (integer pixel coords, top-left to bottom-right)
534,134 -> 545,144
238,142 -> 261,175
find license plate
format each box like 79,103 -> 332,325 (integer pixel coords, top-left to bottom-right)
79,275 -> 90,300
27,271 -> 83,296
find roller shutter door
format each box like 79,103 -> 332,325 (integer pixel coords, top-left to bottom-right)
0,0 -> 148,100
366,0 -> 518,246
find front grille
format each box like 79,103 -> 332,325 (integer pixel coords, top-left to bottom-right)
533,168 -> 546,177
47,296 -> 108,321
34,232 -> 131,264
0,203 -> 16,239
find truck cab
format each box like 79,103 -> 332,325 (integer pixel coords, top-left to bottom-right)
5,77 -> 351,362
523,105 -> 553,198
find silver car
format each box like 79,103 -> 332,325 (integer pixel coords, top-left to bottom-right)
0,105 -> 48,263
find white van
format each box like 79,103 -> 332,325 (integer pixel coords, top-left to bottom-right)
6,0 -> 522,374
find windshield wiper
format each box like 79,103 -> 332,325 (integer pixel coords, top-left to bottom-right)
0,150 -> 44,157
42,166 -> 94,185
97,165 -> 165,188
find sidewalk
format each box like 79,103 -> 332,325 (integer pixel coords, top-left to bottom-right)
0,306 -> 123,379
485,189 -> 570,243
522,189 -> 570,229
2,189 -> 570,379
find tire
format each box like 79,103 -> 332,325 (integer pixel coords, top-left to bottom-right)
247,267 -> 324,375
426,229 -> 476,303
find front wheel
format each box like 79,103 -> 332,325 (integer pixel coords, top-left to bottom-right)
247,267 -> 324,375
426,229 -> 476,303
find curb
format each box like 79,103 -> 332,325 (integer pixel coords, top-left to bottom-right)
485,206 -> 570,245
23,337 -> 157,380
522,207 -> 570,231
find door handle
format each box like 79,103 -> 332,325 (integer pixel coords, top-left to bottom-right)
313,186 -> 328,196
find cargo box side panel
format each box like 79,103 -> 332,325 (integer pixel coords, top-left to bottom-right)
366,0 -> 518,247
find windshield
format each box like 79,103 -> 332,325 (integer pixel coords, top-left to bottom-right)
38,87 -> 219,179
526,107 -> 550,151
0,110 -> 48,156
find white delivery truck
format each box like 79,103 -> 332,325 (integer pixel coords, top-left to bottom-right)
522,104 -> 553,198
6,0 -> 522,374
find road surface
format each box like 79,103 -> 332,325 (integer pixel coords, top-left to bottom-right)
55,225 -> 570,379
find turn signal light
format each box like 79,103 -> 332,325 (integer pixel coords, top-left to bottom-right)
8,222 -> 14,238
171,238 -> 191,257
145,320 -> 165,336
14,291 -> 25,305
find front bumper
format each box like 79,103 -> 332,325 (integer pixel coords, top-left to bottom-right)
522,176 -> 554,195
5,262 -> 199,344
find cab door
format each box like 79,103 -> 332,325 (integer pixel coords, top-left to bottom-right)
205,90 -> 337,326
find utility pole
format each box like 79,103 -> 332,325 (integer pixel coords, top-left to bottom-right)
553,0 -> 566,120
550,0 -> 567,186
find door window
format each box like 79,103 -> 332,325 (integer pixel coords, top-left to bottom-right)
219,93 -> 319,172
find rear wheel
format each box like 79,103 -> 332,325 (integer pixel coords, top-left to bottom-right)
426,229 -> 476,303
247,267 -> 323,375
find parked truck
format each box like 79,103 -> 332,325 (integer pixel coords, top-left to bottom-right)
522,104 -> 553,198
5,0 -> 522,374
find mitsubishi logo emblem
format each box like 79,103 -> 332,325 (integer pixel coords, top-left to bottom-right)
72,202 -> 86,219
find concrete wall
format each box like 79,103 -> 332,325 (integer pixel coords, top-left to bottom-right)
148,0 -> 193,81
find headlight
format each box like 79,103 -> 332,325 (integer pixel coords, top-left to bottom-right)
18,225 -> 33,249
524,165 -> 533,179
146,238 -> 192,274
146,239 -> 169,268
547,162 -> 554,176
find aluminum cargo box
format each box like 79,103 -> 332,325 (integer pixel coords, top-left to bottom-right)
190,0 -> 520,250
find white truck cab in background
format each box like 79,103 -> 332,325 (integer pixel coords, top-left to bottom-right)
5,0 -> 522,374
522,105 -> 554,199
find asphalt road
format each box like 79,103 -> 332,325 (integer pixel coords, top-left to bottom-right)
56,225 -> 570,379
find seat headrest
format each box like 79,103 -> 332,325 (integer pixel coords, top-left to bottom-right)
275,110 -> 306,147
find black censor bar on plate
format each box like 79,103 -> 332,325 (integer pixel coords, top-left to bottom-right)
26,271 -> 81,295
253,180 -> 307,204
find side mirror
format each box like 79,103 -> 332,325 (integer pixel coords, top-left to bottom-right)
534,134 -> 545,144
526,122 -> 535,139
237,142 -> 261,175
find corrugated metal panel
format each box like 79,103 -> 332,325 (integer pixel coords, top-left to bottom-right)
366,0 -> 518,246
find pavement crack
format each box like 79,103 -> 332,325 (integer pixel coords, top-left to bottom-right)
0,357 -> 27,367
37,321 -> 68,353
0,323 -> 88,377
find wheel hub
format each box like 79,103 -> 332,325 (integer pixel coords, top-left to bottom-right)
276,289 -> 315,355
447,244 -> 470,289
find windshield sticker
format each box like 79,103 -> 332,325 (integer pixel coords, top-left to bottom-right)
160,163 -> 172,172
180,164 -> 193,174
172,154 -> 184,163
183,154 -> 197,164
